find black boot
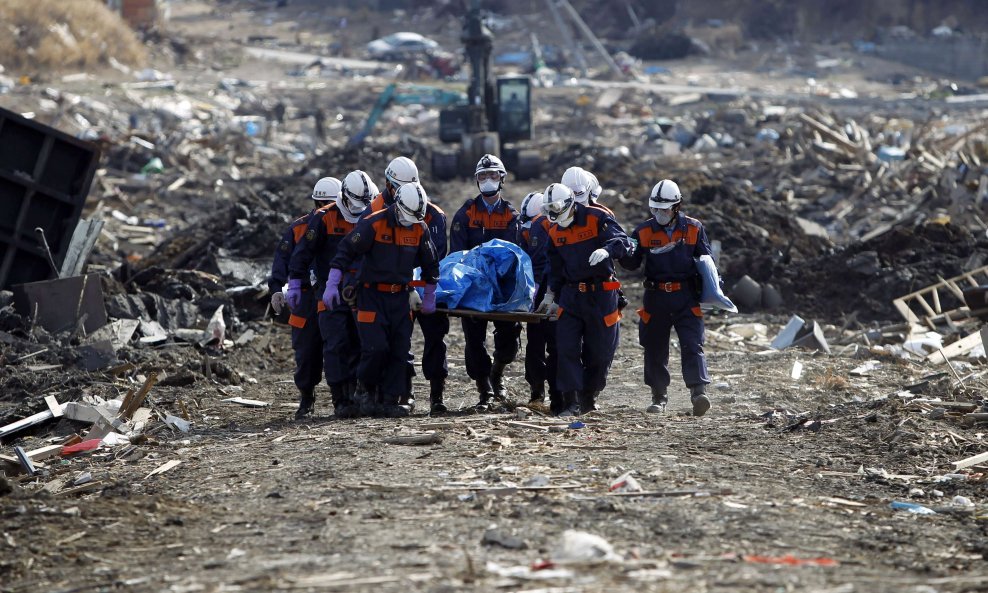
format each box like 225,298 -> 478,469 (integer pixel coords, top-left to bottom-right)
295,388 -> 315,420
475,378 -> 495,412
354,382 -> 378,417
578,390 -> 600,413
490,360 -> 508,401
429,379 -> 448,415
528,385 -> 546,405
331,383 -> 358,419
646,387 -> 667,414
548,389 -> 564,416
400,369 -> 415,413
557,390 -> 581,418
690,384 -> 710,417
380,392 -> 409,418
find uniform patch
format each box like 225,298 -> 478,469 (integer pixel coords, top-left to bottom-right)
305,229 -> 315,241
453,222 -> 461,232
279,241 -> 290,252
350,232 -> 361,243
530,236 -> 538,247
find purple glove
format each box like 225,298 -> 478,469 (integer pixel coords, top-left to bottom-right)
422,284 -> 437,314
286,278 -> 303,311
323,268 -> 343,310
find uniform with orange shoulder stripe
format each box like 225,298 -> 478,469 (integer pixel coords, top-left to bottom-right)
276,177 -> 342,420
327,182 -> 440,418
619,179 -> 712,417
540,183 -> 634,417
450,154 -> 523,412
517,192 -> 560,408
288,170 -> 379,419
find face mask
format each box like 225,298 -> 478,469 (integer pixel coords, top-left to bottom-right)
653,208 -> 674,226
396,208 -> 419,227
337,195 -> 361,223
553,208 -> 575,228
479,179 -> 500,196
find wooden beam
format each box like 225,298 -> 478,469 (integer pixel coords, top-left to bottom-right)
0,403 -> 66,440
952,450 -> 988,471
927,327 -> 986,364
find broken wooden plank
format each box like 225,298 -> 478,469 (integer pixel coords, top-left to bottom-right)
119,372 -> 159,420
383,432 -> 442,446
221,397 -> 271,408
57,481 -> 104,497
501,421 -> 551,432
26,443 -> 65,462
952,450 -> 988,471
145,459 -> 182,479
0,403 -> 67,440
44,395 -> 63,418
927,327 -> 986,364
607,488 -> 733,498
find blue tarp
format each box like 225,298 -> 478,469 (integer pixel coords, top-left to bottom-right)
433,239 -> 535,312
696,254 -> 738,313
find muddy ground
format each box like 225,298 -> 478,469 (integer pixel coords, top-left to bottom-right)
3,305 -> 988,593
2,1 -> 988,591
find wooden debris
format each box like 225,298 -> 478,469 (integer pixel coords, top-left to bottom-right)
221,397 -> 271,408
927,327 -> 986,365
145,459 -> 182,479
0,402 -> 68,440
383,432 -> 442,446
119,372 -> 159,420
952,450 -> 988,471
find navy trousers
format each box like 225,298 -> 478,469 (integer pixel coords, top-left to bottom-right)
638,289 -> 710,391
554,287 -> 621,393
354,289 -> 412,402
289,288 -> 323,392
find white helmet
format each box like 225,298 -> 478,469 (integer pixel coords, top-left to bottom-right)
561,166 -> 593,205
542,183 -> 576,228
312,177 -> 342,201
339,170 -> 378,219
385,156 -> 419,191
648,179 -> 682,210
587,171 -> 602,202
395,181 -> 429,227
519,191 -> 544,225
475,154 -> 507,198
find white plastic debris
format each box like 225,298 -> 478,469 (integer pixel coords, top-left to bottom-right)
791,361 -> 803,380
165,415 -> 191,433
608,472 -> 643,493
552,530 -> 621,563
201,305 -> 226,347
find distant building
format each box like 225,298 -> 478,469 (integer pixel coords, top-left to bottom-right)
105,0 -> 166,30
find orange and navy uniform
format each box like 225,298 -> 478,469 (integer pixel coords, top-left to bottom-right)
517,213 -> 558,401
368,191 -> 389,214
269,209 -> 318,295
518,214 -> 551,283
620,213 -> 710,282
328,205 -> 440,401
546,204 -> 632,297
449,195 -> 520,252
619,212 -> 711,392
546,203 -> 633,395
288,201 -> 357,291
330,206 -> 440,286
269,207 -> 323,393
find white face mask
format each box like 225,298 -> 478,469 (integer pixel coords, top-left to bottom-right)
479,179 -> 500,196
553,208 -> 575,228
652,207 -> 674,226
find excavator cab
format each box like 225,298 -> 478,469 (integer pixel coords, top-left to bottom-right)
495,76 -> 532,143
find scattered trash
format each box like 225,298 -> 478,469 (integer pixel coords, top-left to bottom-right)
608,472 -> 643,493
889,501 -> 937,515
552,530 -> 621,563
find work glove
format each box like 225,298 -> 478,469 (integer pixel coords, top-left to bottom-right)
536,291 -> 559,320
286,279 -> 303,311
422,284 -> 437,315
628,237 -> 639,255
323,268 -> 342,310
270,291 -> 286,315
409,289 -> 423,311
588,248 -> 610,266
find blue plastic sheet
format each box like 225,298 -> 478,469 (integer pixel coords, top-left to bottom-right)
696,254 -> 738,313
435,239 -> 535,312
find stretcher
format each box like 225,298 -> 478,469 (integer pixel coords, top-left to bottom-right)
435,307 -> 550,323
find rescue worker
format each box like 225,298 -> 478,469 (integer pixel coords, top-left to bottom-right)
367,156 -> 449,413
537,183 -> 633,417
277,177 -> 341,419
517,191 -> 559,408
326,181 -> 440,418
288,170 -> 378,419
619,180 -> 712,417
562,167 -> 629,325
449,154 -> 522,412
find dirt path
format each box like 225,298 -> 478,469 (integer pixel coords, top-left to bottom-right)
4,315 -> 986,592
